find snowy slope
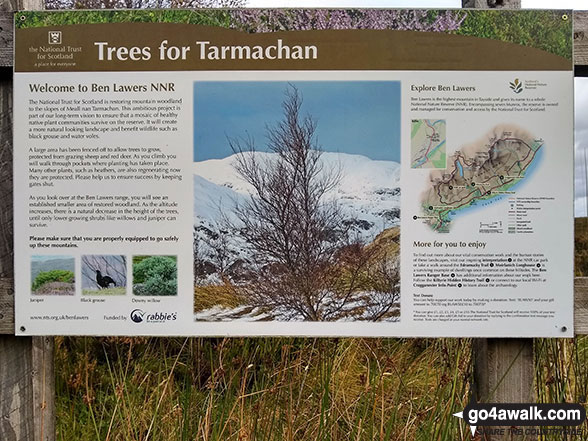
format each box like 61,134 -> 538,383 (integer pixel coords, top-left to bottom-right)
193,174 -> 245,222
193,151 -> 401,239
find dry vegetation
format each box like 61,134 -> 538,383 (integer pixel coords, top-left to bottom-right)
55,337 -> 473,441
576,217 -> 588,277
55,336 -> 588,441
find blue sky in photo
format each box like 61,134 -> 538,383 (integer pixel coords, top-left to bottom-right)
194,81 -> 401,162
31,255 -> 74,262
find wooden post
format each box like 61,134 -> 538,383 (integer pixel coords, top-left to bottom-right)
0,2 -> 54,441
0,70 -> 14,335
463,1 -> 533,440
473,339 -> 534,440
472,339 -> 534,441
576,12 -> 588,68
0,336 -> 55,441
473,339 -> 534,404
460,8 -> 587,435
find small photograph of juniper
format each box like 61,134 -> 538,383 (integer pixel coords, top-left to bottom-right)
133,255 -> 178,296
31,255 -> 75,296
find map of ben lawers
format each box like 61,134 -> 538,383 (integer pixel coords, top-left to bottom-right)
421,124 -> 543,233
411,119 -> 446,169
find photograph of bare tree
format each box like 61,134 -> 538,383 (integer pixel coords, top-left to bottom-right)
81,255 -> 127,295
193,81 -> 401,322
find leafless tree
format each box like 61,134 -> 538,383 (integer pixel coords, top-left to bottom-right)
222,86 -> 401,321
203,226 -> 232,278
361,251 -> 400,321
227,86 -> 358,321
193,226 -> 205,281
194,223 -> 239,284
325,242 -> 400,321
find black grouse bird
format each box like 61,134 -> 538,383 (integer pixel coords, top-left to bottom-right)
96,270 -> 116,289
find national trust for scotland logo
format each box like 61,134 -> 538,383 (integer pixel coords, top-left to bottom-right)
509,78 -> 523,94
48,30 -> 62,45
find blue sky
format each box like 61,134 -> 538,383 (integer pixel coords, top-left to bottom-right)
31,255 -> 74,262
194,81 -> 401,162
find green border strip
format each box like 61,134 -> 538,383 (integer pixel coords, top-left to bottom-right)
15,9 -> 573,61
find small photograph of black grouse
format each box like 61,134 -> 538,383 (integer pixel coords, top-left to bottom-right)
81,255 -> 127,296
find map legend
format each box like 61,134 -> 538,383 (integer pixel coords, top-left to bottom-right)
506,197 -> 552,234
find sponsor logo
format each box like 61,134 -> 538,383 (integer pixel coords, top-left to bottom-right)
509,78 -> 523,94
48,31 -> 62,45
130,309 -> 145,323
130,309 -> 177,324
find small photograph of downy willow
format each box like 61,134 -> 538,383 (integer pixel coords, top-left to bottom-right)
133,255 -> 178,296
81,255 -> 127,295
30,255 -> 75,295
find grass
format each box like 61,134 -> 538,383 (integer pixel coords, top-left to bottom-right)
534,338 -> 588,440
576,217 -> 588,276
457,9 -> 572,60
16,10 -> 235,29
55,336 -> 588,440
55,337 -> 472,441
194,283 -> 243,313
83,287 -> 126,296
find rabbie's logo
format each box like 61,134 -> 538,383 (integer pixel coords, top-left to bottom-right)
509,78 -> 523,94
130,309 -> 145,323
130,309 -> 177,324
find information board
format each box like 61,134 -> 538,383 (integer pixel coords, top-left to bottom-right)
13,9 -> 574,336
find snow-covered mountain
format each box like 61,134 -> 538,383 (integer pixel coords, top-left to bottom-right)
193,151 -> 401,240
